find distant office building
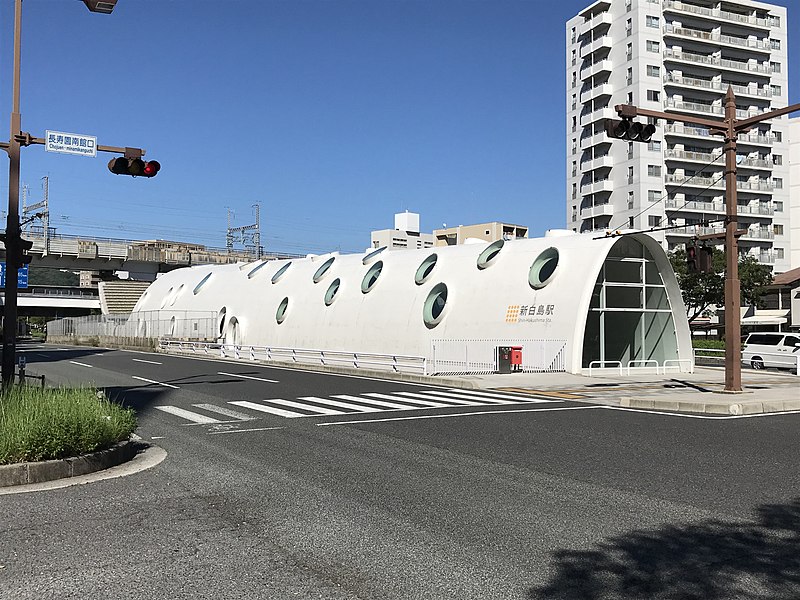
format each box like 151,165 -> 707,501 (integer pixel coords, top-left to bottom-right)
433,222 -> 528,246
79,271 -> 100,288
789,116 -> 799,269
370,211 -> 434,250
567,0 -> 790,273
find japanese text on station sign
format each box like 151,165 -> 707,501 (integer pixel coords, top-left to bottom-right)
45,130 -> 97,157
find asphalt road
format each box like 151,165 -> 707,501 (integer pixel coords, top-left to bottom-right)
2,343 -> 799,599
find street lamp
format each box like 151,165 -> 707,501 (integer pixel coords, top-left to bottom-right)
1,0 -> 116,387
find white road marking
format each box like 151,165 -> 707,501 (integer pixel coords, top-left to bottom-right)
218,371 -> 278,383
155,406 -> 222,424
445,388 -> 553,402
209,426 -> 286,435
393,390 -> 523,406
132,376 -> 179,389
332,394 -> 414,410
602,406 -> 800,420
69,361 -> 93,368
299,395 -> 384,413
229,400 -> 305,419
268,398 -> 345,416
419,389 -> 523,405
132,358 -> 162,365
317,405 -> 605,426
192,404 -> 255,421
363,392 -> 455,408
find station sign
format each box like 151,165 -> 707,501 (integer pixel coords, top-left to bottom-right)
45,130 -> 97,157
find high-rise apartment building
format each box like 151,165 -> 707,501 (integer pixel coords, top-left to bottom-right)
566,0 -> 790,273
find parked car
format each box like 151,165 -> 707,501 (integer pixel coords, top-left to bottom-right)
742,332 -> 800,372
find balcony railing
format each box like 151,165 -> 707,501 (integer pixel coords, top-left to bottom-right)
663,124 -> 775,146
664,198 -> 774,215
665,98 -> 722,115
663,73 -> 772,98
665,173 -> 774,192
663,0 -> 770,29
663,49 -> 772,74
663,24 -> 770,51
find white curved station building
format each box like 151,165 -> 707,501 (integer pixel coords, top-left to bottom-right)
131,231 -> 693,375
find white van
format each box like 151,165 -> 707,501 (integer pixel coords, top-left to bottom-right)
742,332 -> 800,372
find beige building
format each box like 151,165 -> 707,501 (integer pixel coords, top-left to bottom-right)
433,222 -> 528,246
370,212 -> 434,250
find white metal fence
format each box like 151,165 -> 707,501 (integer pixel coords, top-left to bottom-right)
160,340 -> 428,375
46,311 -> 217,343
430,339 -> 568,375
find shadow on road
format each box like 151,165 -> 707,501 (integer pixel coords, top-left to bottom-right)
531,498 -> 800,599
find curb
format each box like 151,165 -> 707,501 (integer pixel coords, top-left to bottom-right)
619,397 -> 800,415
0,440 -> 140,488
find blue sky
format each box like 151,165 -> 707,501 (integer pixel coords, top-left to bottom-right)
0,0 -> 797,255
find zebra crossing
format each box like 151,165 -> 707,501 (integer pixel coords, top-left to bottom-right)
154,388 -> 554,424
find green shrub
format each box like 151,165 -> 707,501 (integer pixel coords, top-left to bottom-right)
692,338 -> 725,350
0,386 -> 137,464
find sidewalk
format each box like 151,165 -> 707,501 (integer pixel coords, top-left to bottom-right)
455,366 -> 800,416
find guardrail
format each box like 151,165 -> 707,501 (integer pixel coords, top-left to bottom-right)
693,348 -> 799,375
159,340 -> 428,376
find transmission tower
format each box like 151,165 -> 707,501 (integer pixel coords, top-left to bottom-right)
22,176 -> 50,254
226,203 -> 262,258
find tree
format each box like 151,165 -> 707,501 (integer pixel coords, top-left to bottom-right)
669,248 -> 773,322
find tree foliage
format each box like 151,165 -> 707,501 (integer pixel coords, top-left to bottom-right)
27,267 -> 79,286
669,248 -> 773,322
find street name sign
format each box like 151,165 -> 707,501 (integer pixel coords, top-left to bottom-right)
45,130 -> 97,157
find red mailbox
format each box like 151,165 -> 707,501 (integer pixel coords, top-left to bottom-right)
510,346 -> 523,371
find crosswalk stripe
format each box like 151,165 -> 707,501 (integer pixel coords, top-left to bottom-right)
331,394 -> 413,410
363,392 -> 454,408
229,400 -> 305,419
445,388 -> 552,403
192,404 -> 255,421
416,389 -> 518,404
393,391 -> 509,406
269,398 -> 346,416
155,406 -> 222,424
298,396 -> 384,412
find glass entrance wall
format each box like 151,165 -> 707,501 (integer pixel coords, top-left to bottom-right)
582,237 -> 679,368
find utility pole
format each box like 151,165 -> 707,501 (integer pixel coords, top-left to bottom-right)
610,88 -> 799,392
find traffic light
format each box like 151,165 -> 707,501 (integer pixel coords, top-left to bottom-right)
1,232 -> 33,268
686,244 -> 698,273
108,157 -> 161,178
605,118 -> 656,143
698,245 -> 713,274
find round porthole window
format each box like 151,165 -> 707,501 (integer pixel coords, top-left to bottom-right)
477,240 -> 505,270
247,261 -> 269,279
361,261 -> 383,293
218,307 -> 227,336
529,247 -> 559,289
362,246 -> 386,265
414,253 -> 438,285
276,297 -> 289,324
324,278 -> 341,306
160,287 -> 173,309
313,257 -> 336,283
423,283 -> 448,328
193,273 -> 212,295
169,284 -> 185,307
271,262 -> 292,284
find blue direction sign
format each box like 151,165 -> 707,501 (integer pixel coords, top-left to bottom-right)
0,263 -> 29,289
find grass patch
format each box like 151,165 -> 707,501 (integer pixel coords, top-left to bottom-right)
0,386 -> 137,465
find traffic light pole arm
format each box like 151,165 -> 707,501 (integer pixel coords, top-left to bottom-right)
0,134 -> 145,158
615,104 -> 725,134
734,102 -> 800,133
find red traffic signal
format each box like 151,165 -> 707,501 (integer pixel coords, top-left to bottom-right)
108,157 -> 161,178
686,244 -> 698,273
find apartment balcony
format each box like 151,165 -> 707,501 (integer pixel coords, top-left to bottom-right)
580,59 -> 612,81
662,0 -> 770,31
580,179 -> 614,196
579,10 -> 612,36
580,132 -> 610,149
663,74 -> 772,99
664,148 -> 720,164
662,24 -> 770,53
580,35 -> 612,59
664,98 -> 723,117
665,198 -> 774,216
580,155 -> 614,172
663,49 -> 772,75
757,252 -> 776,264
663,124 -> 775,147
580,203 -> 615,220
664,173 -> 774,193
580,107 -> 614,127
580,82 -> 613,104
668,224 -> 725,237
742,228 -> 775,240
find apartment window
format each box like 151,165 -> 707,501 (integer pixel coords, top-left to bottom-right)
571,94 -> 576,110
646,15 -> 659,28
773,131 -> 782,142
626,43 -> 632,61
647,165 -> 661,177
768,15 -> 780,27
628,142 -> 634,159
572,183 -> 577,199
773,178 -> 782,189
629,217 -> 635,229
771,85 -> 782,96
646,40 -> 660,53
774,224 -> 783,236
774,201 -> 783,212
571,27 -> 576,44
572,161 -> 577,177
626,67 -> 633,85
647,190 -> 660,202
628,166 -> 634,183
648,215 -> 661,227
625,0 -> 632,11
571,71 -> 577,88
572,116 -> 577,133
626,18 -> 632,36
571,50 -> 576,66
646,65 -> 660,77
647,140 -> 661,152
770,62 -> 781,73
773,154 -> 782,166
628,191 -> 634,209
770,39 -> 781,50
647,90 -> 660,102
627,91 -> 634,104
776,248 -> 784,259
572,138 -> 577,154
